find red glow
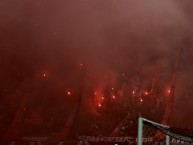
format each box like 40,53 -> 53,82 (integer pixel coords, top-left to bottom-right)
168,90 -> 171,93
140,98 -> 143,102
145,91 -> 148,95
132,91 -> 135,94
94,92 -> 97,95
112,95 -> 116,99
101,97 -> 104,100
67,91 -> 71,95
98,103 -> 102,107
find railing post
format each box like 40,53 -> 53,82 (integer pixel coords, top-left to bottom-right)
166,135 -> 170,145
138,117 -> 143,145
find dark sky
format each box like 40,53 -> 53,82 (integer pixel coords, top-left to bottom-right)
0,0 -> 193,136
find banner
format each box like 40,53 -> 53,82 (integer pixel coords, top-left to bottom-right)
4,136 -> 193,145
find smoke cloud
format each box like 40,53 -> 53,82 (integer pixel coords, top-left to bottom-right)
0,0 -> 193,138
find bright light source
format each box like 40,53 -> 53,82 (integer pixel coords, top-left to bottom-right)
67,91 -> 71,95
101,97 -> 104,100
98,103 -> 102,107
112,95 -> 116,99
